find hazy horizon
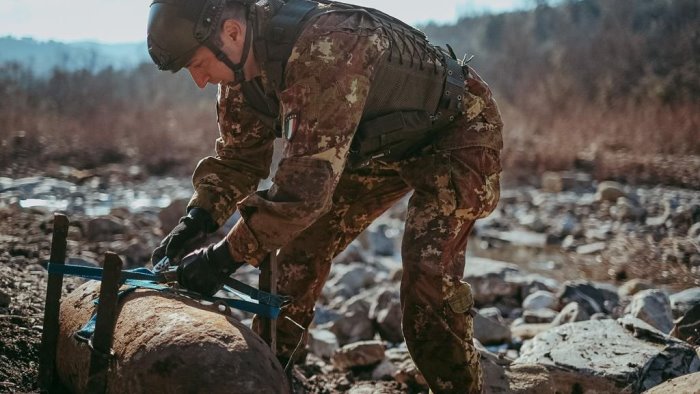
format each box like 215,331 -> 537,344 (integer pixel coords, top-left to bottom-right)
0,0 -> 529,44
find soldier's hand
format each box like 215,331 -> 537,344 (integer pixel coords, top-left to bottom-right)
151,207 -> 216,266
176,239 -> 244,296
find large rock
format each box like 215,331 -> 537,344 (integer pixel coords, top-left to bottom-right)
522,308 -> 557,324
618,278 -> 653,298
385,345 -> 427,387
505,363 -> 624,393
368,288 -> 403,343
522,290 -> 556,311
464,257 -> 523,307
551,302 -> 590,326
671,303 -> 700,346
644,371 -> 700,394
0,289 -> 10,307
327,263 -> 377,296
556,280 -> 619,315
515,319 -> 700,392
670,287 -> 700,318
157,198 -> 188,233
474,312 -> 512,345
325,294 -> 375,346
57,281 -> 288,393
625,289 -> 674,333
331,340 -> 385,370
308,328 -> 339,359
596,181 -> 626,202
85,216 -> 126,241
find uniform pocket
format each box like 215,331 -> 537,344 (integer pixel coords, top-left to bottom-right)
448,147 -> 502,221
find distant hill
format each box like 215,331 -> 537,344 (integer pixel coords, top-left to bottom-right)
0,36 -> 149,75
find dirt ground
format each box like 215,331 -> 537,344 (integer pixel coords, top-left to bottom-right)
0,184 -> 697,392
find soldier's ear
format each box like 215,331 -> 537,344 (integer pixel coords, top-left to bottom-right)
221,19 -> 244,45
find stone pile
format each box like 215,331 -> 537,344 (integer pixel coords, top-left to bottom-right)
2,170 -> 699,392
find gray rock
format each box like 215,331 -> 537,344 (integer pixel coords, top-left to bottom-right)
114,239 -> 150,268
327,263 -> 377,295
474,313 -> 512,345
670,287 -> 700,318
371,358 -> 398,380
157,198 -> 188,233
523,308 -> 558,324
556,280 -> 619,315
541,171 -> 563,193
551,302 -> 590,326
478,307 -> 503,322
596,181 -> 626,202
0,289 -> 10,307
645,371 -> 700,394
522,290 -> 556,311
308,329 -> 339,359
513,274 -> 560,298
326,294 -> 375,346
85,216 -> 125,241
625,289 -> 674,333
313,305 -> 342,325
618,279 -> 653,298
332,340 -> 385,370
671,304 -> 700,346
386,345 -> 427,387
464,257 -> 523,307
368,288 -> 403,343
611,197 -> 646,221
366,223 -> 399,256
575,241 -> 607,255
516,319 -> 700,392
332,241 -> 370,264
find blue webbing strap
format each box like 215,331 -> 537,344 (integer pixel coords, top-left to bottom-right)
45,262 -> 281,328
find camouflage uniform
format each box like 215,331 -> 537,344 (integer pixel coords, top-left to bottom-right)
188,11 -> 502,394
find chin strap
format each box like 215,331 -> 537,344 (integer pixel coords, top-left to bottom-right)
203,8 -> 281,130
203,9 -> 254,83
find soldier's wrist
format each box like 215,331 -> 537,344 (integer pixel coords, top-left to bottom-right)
209,239 -> 243,276
187,207 -> 217,233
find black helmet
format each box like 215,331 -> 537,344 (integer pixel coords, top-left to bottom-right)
147,0 -> 245,72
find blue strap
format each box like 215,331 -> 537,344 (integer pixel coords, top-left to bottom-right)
45,262 -> 282,331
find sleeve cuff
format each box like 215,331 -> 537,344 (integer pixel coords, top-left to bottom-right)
225,218 -> 268,266
188,190 -> 230,228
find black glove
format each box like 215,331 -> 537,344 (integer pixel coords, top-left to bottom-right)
151,207 -> 216,267
177,239 -> 245,296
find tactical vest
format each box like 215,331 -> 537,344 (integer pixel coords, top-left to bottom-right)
245,0 -> 466,167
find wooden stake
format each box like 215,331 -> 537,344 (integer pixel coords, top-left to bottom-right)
39,213 -> 69,393
85,252 -> 123,393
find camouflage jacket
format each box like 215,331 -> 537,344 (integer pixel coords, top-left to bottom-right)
188,11 -> 389,265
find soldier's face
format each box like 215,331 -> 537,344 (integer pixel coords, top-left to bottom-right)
185,19 -> 249,89
186,46 -> 235,89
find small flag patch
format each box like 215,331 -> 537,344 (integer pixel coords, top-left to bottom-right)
283,113 -> 299,141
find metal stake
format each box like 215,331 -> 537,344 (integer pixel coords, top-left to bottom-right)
259,250 -> 279,353
39,214 -> 69,393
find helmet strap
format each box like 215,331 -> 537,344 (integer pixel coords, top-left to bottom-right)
203,18 -> 253,82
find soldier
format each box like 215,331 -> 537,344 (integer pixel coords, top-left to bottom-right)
147,0 -> 502,392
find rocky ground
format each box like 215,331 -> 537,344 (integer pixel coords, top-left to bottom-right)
1,165 -> 699,393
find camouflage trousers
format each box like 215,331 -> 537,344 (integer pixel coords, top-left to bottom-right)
252,139 -> 501,393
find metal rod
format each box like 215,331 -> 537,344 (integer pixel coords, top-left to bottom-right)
85,252 -> 123,393
258,250 -> 279,353
39,213 -> 69,393
269,249 -> 278,354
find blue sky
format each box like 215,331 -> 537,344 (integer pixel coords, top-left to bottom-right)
0,0 -> 528,43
